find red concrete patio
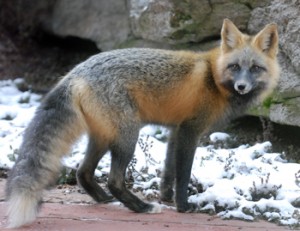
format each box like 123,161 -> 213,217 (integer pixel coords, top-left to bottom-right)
0,179 -> 291,231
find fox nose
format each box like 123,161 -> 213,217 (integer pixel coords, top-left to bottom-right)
237,84 -> 246,91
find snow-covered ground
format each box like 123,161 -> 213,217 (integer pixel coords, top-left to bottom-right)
0,79 -> 299,227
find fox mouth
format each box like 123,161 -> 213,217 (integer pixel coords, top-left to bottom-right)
236,89 -> 251,95
221,80 -> 255,96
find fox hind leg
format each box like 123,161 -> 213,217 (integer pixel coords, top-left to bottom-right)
108,127 -> 161,213
77,135 -> 114,203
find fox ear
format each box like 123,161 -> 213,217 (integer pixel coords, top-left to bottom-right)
221,19 -> 243,53
252,23 -> 278,58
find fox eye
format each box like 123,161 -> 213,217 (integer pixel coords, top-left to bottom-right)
250,65 -> 264,73
228,64 -> 240,72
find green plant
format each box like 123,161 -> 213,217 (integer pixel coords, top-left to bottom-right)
57,168 -> 77,185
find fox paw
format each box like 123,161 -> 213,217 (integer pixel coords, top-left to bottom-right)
176,202 -> 198,213
160,188 -> 174,203
102,195 -> 115,203
147,202 -> 162,214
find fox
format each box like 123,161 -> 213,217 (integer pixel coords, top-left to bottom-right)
5,19 -> 279,228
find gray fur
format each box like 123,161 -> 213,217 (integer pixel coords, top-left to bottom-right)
69,48 -> 193,116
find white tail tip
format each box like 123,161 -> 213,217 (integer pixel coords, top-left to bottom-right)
7,192 -> 39,228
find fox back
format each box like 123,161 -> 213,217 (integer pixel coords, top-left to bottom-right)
68,19 -> 279,129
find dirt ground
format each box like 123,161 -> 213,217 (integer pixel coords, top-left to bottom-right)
0,179 -> 292,231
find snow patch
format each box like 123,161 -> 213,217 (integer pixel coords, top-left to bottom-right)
0,79 -> 299,227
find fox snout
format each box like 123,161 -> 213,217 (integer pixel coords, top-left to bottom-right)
234,70 -> 253,95
234,80 -> 252,95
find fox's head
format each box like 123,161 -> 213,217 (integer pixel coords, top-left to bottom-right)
217,19 -> 280,102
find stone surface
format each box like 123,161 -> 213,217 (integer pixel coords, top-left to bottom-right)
129,0 -> 267,44
47,0 -> 130,51
0,179 -> 291,231
129,0 -> 174,43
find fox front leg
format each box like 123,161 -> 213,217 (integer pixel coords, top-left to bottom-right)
161,122 -> 200,212
160,128 -> 177,202
174,122 -> 199,212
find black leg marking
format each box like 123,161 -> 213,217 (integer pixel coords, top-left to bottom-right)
77,136 -> 113,203
108,129 -> 160,213
160,128 -> 177,202
174,123 -> 199,212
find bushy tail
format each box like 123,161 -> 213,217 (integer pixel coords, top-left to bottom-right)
6,79 -> 86,228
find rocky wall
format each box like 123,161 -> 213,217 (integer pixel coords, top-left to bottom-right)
0,0 -> 299,127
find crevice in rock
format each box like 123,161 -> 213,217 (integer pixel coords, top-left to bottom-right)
34,31 -> 100,53
225,116 -> 300,162
243,2 -> 253,11
0,25 -> 101,92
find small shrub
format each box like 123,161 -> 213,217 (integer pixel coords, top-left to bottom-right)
249,173 -> 282,201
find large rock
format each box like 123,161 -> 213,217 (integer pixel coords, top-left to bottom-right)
248,0 -> 300,127
129,0 -> 174,43
47,0 -> 130,51
129,0 -> 270,44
